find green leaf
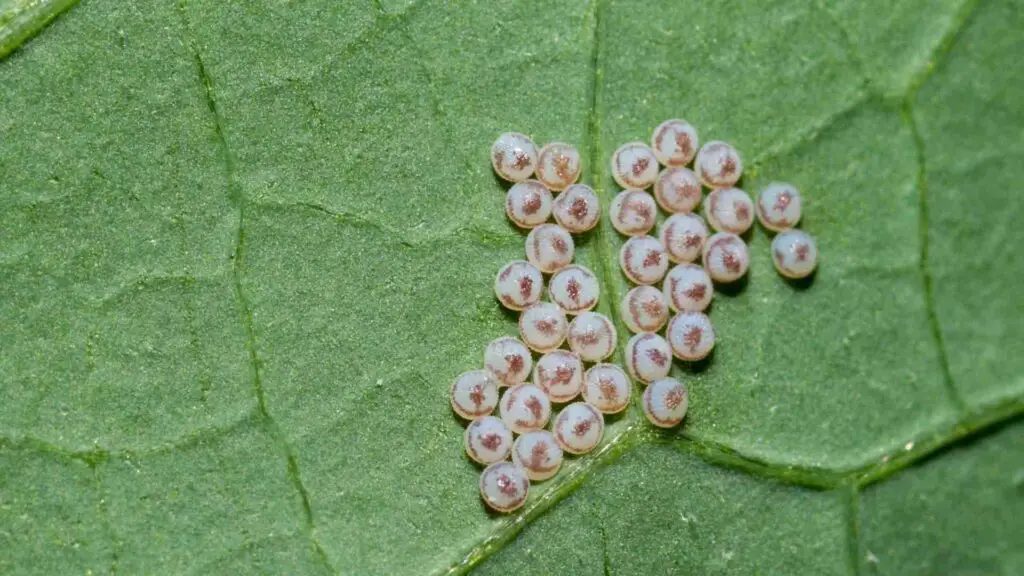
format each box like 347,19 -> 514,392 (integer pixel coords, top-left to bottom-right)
859,421 -> 1024,575
0,0 -> 78,59
1,0 -> 1021,575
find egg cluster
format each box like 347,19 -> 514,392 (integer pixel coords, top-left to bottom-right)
453,134 -> 623,513
608,121 -> 818,382
458,125 -> 818,513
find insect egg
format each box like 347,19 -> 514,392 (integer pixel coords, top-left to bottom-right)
702,232 -> 750,283
619,235 -> 669,285
653,167 -> 702,214
552,183 -> 601,233
756,182 -> 802,232
771,229 -> 818,279
659,212 -> 709,264
505,180 -> 553,229
526,224 -> 575,274
695,140 -> 743,188
500,383 -> 552,434
663,263 -> 714,313
609,189 -> 657,236
705,187 -> 754,235
553,402 -> 605,455
494,260 -> 544,311
642,377 -> 689,428
479,461 -> 530,513
535,142 -> 582,191
451,370 -> 500,420
567,312 -> 617,362
491,132 -> 539,183
666,311 -> 716,361
620,285 -> 670,333
548,264 -> 600,315
484,337 -> 533,386
582,364 -> 632,414
611,142 -> 660,189
464,416 -> 513,464
625,332 -> 673,383
519,302 -> 568,353
512,430 -> 564,481
533,350 -> 584,403
651,119 -> 699,167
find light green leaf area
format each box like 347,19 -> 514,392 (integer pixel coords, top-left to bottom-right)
0,0 -> 1021,574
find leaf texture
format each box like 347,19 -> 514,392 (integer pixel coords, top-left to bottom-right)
0,0 -> 1021,574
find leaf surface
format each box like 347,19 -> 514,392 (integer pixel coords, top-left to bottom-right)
0,0 -> 1021,574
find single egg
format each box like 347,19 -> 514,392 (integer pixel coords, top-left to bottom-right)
642,377 -> 689,428
620,285 -> 670,333
500,383 -> 552,434
484,337 -> 533,386
552,402 -> 605,455
582,364 -> 632,414
533,349 -> 584,403
609,189 -> 657,236
494,260 -> 543,311
526,224 -> 575,274
651,119 -> 699,167
619,235 -> 669,285
512,430 -> 564,481
695,140 -> 743,188
771,229 -> 818,279
553,183 -> 601,233
702,232 -> 749,283
535,142 -> 581,191
653,167 -> 702,214
567,312 -> 617,362
450,370 -> 500,420
611,142 -> 660,189
625,332 -> 673,383
492,132 -> 539,182
505,180 -> 553,229
666,312 -> 715,361
660,213 -> 709,264
548,264 -> 600,315
479,461 -> 530,512
464,416 -> 513,464
519,302 -> 568,353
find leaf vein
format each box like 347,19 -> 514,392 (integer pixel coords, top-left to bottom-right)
750,91 -> 870,168
844,485 -> 862,576
656,392 -> 1022,490
812,0 -> 872,91
261,200 -> 520,248
178,3 -> 337,572
904,0 -> 987,97
580,0 -> 642,419
0,0 -> 79,59
902,100 -> 969,415
0,409 -> 259,463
